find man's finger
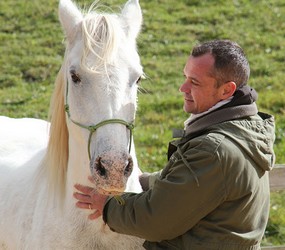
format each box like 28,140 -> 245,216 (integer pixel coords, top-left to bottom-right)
89,210 -> 101,220
74,183 -> 94,194
73,192 -> 91,203
75,201 -> 91,210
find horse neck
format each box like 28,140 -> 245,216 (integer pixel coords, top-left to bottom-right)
65,135 -> 91,190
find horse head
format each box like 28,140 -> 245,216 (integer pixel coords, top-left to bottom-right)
46,0 -> 143,197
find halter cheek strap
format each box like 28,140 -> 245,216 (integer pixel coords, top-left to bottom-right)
64,80 -> 134,160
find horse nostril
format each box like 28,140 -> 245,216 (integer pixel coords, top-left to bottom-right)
95,158 -> 107,178
124,157 -> 133,177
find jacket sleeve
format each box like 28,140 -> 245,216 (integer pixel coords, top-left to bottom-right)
103,139 -> 227,242
139,170 -> 163,191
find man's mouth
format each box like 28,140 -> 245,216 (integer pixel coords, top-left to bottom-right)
185,98 -> 194,102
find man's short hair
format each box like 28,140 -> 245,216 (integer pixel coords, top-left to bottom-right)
191,40 -> 250,88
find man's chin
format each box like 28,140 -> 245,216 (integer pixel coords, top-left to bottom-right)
184,106 -> 195,114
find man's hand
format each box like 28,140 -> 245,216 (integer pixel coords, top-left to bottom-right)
73,184 -> 109,220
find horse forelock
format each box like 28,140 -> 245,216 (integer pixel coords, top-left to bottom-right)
80,11 -> 122,73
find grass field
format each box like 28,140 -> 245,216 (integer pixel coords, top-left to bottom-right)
0,0 -> 284,246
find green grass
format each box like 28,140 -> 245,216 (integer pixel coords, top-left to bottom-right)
263,190 -> 285,246
0,0 -> 284,245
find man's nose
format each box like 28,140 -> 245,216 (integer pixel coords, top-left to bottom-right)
179,80 -> 191,93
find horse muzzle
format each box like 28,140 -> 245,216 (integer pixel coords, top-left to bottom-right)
90,151 -> 133,195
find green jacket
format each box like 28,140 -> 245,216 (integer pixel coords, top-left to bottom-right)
103,95 -> 275,249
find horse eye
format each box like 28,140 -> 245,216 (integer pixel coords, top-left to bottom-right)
70,71 -> 81,84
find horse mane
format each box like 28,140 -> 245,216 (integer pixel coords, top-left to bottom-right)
41,8 -> 123,200
41,66 -> 69,199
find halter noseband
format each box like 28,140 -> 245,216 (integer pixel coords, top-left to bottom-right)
64,80 -> 134,160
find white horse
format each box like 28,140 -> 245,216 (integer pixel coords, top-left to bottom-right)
0,0 -> 145,249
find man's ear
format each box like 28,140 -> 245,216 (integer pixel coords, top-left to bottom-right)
220,81 -> 236,100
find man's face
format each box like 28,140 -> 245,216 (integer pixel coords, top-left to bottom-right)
180,53 -> 225,114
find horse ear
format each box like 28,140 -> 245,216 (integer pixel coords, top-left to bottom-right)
121,0 -> 142,39
58,0 -> 83,40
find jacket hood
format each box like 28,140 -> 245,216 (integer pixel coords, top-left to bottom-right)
210,112 -> 276,172
218,85 -> 258,110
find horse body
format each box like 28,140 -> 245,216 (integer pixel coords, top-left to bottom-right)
0,0 -> 144,249
0,116 -> 49,171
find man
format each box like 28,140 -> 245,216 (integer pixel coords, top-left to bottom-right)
74,39 -> 275,249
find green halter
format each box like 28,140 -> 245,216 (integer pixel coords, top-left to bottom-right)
64,80 -> 134,160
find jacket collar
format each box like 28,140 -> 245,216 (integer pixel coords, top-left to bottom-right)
184,102 -> 258,137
